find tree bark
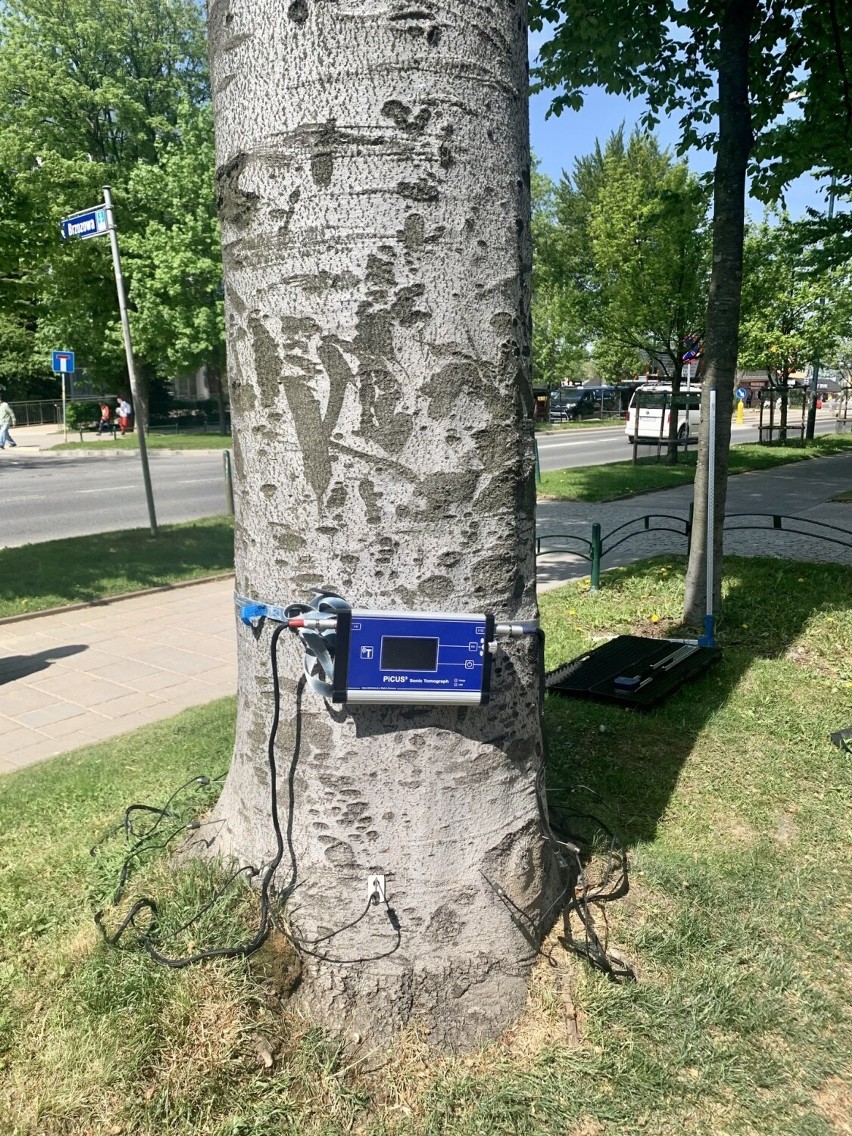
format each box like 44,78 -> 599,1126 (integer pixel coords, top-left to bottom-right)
683,0 -> 757,624
206,0 -> 560,1048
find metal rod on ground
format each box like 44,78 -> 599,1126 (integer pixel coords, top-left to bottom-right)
102,185 -> 158,537
61,373 -> 67,443
699,388 -> 717,647
223,449 -> 235,516
632,393 -> 640,465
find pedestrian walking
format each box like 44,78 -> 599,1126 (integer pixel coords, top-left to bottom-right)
97,403 -> 112,435
0,394 -> 17,449
117,397 -> 131,436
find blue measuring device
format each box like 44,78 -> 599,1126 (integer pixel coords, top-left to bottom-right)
332,609 -> 495,706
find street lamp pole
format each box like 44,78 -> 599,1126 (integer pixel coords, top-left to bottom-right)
805,177 -> 837,441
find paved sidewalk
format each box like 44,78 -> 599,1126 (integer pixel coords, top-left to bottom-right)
0,578 -> 236,773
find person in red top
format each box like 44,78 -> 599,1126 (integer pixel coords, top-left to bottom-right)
96,403 -> 111,435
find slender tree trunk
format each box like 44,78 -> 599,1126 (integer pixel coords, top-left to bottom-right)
683,0 -> 757,624
209,360 -> 228,434
665,359 -> 684,464
206,0 -> 560,1047
132,360 -> 151,430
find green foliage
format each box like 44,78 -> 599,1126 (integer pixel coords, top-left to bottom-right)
531,160 -> 588,385
0,0 -> 218,395
549,130 -> 709,384
739,212 -> 852,384
530,0 -> 850,197
63,400 -> 98,434
124,102 -> 225,378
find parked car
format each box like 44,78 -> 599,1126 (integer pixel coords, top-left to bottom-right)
549,386 -> 625,423
624,384 -> 701,442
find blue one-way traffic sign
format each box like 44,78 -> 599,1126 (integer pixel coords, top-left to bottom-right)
52,350 -> 75,374
60,206 -> 108,240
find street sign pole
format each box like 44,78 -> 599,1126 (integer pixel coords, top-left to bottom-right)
51,352 -> 75,442
102,185 -> 158,537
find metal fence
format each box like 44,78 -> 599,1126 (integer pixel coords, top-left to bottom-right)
536,509 -> 852,589
8,399 -> 70,426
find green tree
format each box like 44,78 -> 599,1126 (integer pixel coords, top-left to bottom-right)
0,0 -> 209,403
531,161 -> 587,386
124,101 -> 225,400
739,213 -> 851,435
586,134 -> 709,458
530,0 -> 852,622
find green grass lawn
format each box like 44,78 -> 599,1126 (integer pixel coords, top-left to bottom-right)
0,518 -> 234,618
55,432 -> 233,451
539,432 -> 852,501
1,554 -> 850,1135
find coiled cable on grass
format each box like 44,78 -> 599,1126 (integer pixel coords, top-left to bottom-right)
93,622 -> 400,968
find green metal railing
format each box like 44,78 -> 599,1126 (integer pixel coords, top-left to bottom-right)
536,510 -> 852,590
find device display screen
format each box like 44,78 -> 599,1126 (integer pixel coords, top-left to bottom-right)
380,636 -> 439,672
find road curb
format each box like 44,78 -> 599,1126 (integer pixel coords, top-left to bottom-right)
0,572 -> 235,627
32,446 -> 229,457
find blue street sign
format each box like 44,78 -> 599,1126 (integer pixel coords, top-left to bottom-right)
60,206 -> 108,241
683,349 -> 699,362
736,387 -> 747,400
52,350 -> 75,374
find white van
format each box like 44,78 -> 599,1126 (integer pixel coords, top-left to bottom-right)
625,385 -> 701,443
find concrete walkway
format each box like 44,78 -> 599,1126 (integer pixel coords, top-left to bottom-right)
1,451 -> 851,774
0,578 -> 236,773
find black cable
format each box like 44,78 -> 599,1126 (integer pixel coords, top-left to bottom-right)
94,627 -> 297,966
95,618 -> 401,969
274,895 -> 402,965
542,784 -> 634,980
127,624 -> 297,968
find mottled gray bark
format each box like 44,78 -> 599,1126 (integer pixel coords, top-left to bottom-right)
206,0 -> 559,1047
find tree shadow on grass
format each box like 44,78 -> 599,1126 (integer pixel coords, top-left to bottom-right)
0,519 -> 234,614
542,554 -> 848,847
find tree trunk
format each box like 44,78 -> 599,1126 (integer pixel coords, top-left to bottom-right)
131,360 -> 151,431
683,0 -> 757,624
206,0 -> 560,1048
665,360 -> 683,464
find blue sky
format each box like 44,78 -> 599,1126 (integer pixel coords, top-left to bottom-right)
528,40 -> 834,222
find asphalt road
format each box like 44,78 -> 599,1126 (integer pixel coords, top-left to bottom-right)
535,414 -> 839,472
0,451 -> 228,548
0,415 -> 841,548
